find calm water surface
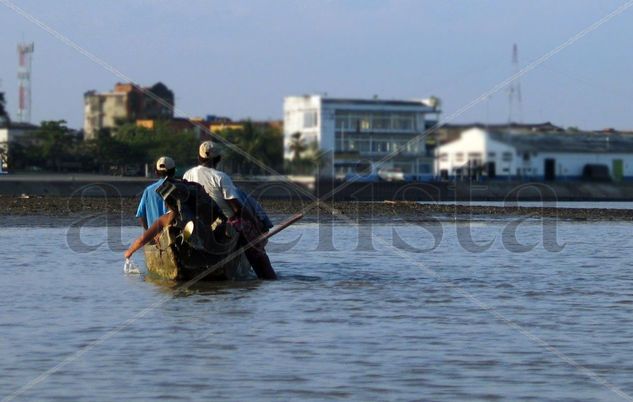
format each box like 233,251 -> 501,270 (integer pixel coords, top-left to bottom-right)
2,219 -> 633,401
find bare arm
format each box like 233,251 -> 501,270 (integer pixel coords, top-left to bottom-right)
124,212 -> 174,259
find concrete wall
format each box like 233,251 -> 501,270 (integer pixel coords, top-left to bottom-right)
530,152 -> 633,179
316,180 -> 633,202
0,176 -> 312,200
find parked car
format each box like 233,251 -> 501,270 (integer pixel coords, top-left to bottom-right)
378,168 -> 405,182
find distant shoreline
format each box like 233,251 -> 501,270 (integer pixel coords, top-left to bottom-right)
2,196 -> 633,226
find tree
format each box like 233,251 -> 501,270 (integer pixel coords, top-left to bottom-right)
215,121 -> 283,176
0,92 -> 9,127
288,132 -> 307,162
34,120 -> 82,171
109,121 -> 199,174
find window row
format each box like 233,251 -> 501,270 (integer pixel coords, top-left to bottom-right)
439,151 -> 514,162
334,111 -> 419,132
335,138 -> 420,153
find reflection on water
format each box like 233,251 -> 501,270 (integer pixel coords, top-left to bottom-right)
2,222 -> 633,401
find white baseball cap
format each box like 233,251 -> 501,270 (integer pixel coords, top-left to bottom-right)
199,141 -> 221,159
155,156 -> 175,172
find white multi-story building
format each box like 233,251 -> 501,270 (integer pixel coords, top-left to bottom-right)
283,95 -> 440,178
436,127 -> 633,181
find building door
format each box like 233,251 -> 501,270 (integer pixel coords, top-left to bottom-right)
487,162 -> 496,178
612,159 -> 624,181
544,158 -> 556,181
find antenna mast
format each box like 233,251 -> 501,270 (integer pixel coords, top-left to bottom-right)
17,42 -> 34,123
508,43 -> 523,123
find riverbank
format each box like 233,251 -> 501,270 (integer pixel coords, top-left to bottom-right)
2,196 -> 633,225
5,174 -> 633,202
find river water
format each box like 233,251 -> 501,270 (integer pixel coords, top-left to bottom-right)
2,218 -> 633,401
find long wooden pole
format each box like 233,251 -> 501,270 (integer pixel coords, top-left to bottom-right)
252,213 -> 303,245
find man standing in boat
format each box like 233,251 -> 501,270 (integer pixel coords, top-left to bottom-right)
136,156 -> 176,230
183,141 -> 277,280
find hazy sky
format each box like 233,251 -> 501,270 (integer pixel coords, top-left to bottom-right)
1,0 -> 632,130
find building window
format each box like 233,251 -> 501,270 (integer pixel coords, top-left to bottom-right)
502,152 -> 513,162
456,152 -> 464,162
488,152 -> 496,158
372,141 -> 388,153
439,153 -> 448,162
393,113 -> 415,131
356,140 -> 369,152
405,141 -> 418,153
418,163 -> 431,174
303,110 -> 318,128
335,118 -> 348,130
373,115 -> 390,130
334,111 -> 419,132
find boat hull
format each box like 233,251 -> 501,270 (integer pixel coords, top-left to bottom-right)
143,224 -> 252,281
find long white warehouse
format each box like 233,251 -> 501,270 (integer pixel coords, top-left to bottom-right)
436,128 -> 633,181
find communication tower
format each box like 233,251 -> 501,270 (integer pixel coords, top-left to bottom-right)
508,43 -> 523,123
17,42 -> 34,123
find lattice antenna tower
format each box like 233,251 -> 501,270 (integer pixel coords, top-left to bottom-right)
17,42 -> 34,123
508,43 -> 523,123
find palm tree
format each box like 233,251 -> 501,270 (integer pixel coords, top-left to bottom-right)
288,132 -> 307,162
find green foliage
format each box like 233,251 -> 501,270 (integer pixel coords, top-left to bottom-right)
0,92 -> 9,126
288,132 -> 306,161
214,121 -> 284,175
8,120 -> 87,171
9,120 -> 199,174
8,119 -> 283,176
111,122 -> 199,168
284,132 -> 321,175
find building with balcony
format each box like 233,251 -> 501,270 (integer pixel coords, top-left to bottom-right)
283,95 -> 441,178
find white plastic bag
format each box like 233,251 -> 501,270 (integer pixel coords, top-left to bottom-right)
124,258 -> 142,275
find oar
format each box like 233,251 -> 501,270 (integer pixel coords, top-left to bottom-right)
251,212 -> 303,245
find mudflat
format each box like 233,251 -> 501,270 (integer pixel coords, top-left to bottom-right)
1,195 -> 632,225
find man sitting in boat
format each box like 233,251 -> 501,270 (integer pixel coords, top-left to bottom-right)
136,156 -> 176,230
183,141 -> 277,280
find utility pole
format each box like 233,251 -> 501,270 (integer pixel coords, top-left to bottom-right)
508,43 -> 523,123
17,42 -> 34,123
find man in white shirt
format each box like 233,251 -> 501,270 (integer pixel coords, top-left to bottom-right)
183,141 -> 277,280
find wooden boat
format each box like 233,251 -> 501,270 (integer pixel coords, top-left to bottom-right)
138,177 -> 304,282
143,222 -> 252,281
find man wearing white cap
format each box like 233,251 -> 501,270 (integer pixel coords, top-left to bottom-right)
136,156 -> 176,230
183,141 -> 277,280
